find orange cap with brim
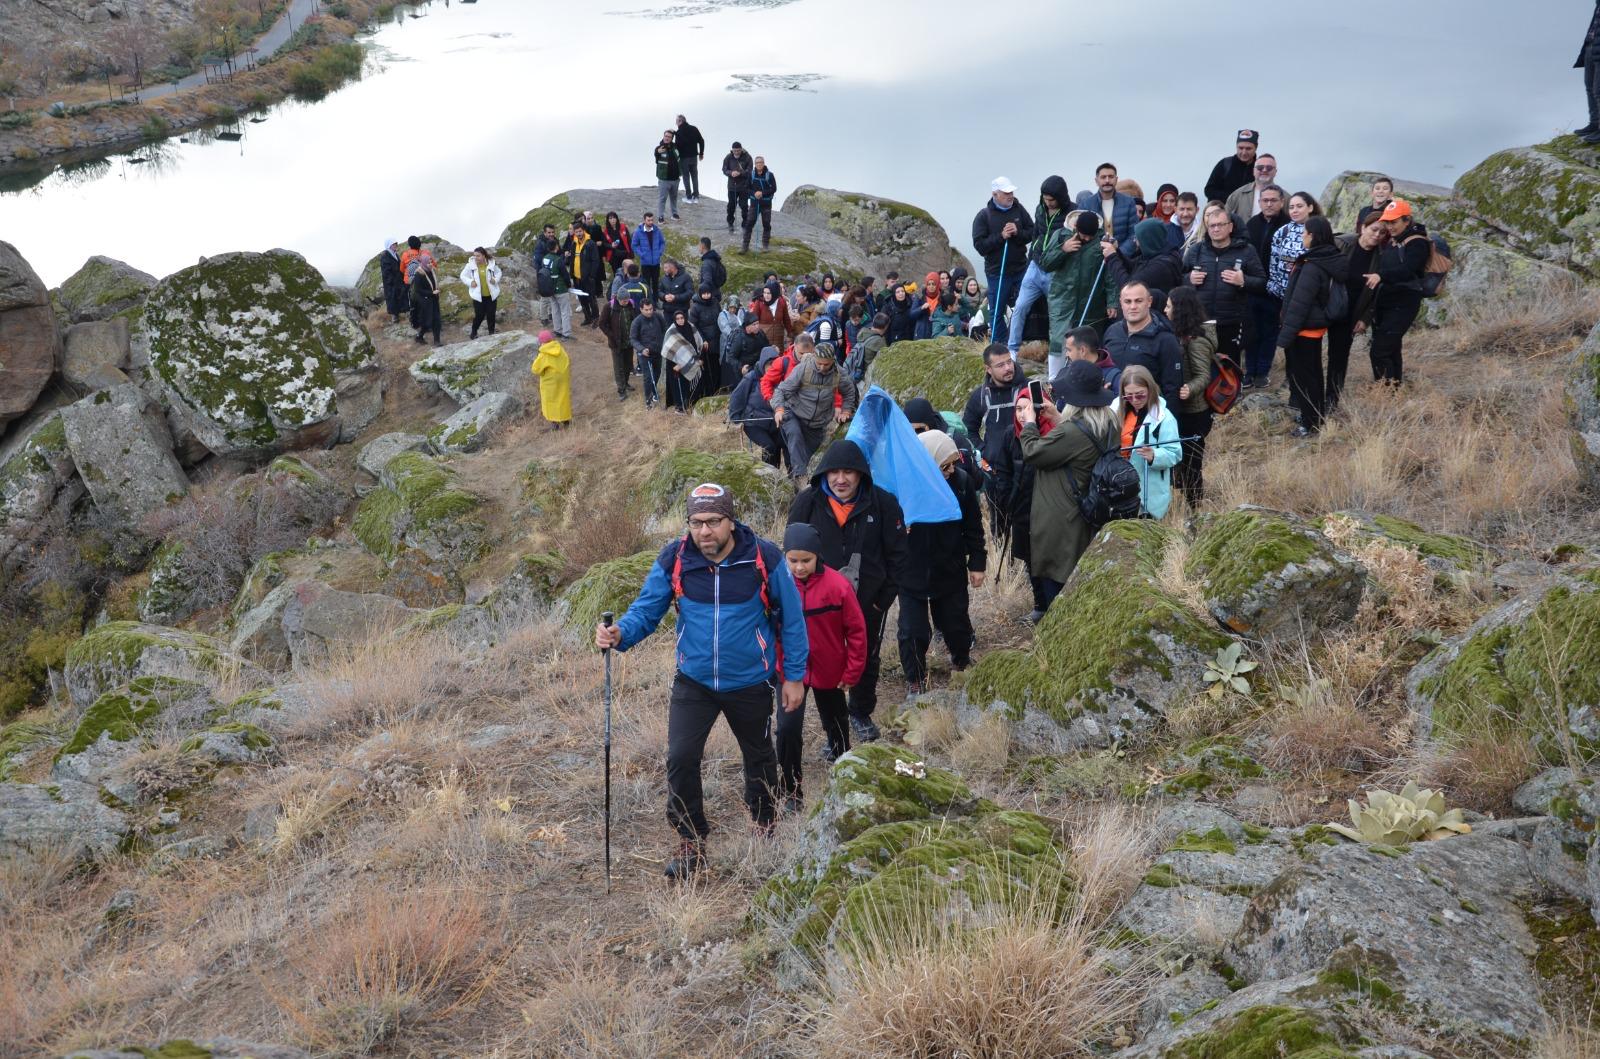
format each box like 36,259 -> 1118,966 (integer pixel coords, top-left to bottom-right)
1378,198 -> 1413,222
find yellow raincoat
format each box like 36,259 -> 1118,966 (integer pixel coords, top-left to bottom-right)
531,339 -> 572,423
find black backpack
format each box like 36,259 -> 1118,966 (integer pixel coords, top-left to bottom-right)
706,255 -> 727,291
536,253 -> 565,297
1323,262 -> 1350,324
1063,420 -> 1143,532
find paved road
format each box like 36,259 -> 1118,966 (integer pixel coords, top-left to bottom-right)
134,0 -> 325,101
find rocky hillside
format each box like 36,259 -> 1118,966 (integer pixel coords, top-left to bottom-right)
0,152 -> 1599,1058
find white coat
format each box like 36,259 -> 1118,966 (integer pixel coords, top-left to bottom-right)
460,259 -> 503,302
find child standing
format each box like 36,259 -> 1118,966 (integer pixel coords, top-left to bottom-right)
778,523 -> 866,813
530,330 -> 572,430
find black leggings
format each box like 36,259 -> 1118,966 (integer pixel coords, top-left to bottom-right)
470,296 -> 496,337
1174,409 -> 1214,507
1371,294 -> 1422,384
1286,333 -> 1326,430
775,687 -> 850,799
665,675 -> 777,839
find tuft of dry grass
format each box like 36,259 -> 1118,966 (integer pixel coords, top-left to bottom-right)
948,710 -> 1012,778
1539,1021 -> 1600,1059
1442,274 -> 1600,358
1069,803 -> 1157,925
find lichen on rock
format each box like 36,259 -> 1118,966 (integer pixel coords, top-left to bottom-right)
53,254 -> 156,323
143,249 -> 378,458
352,451 -> 485,580
642,447 -> 790,529
409,330 -> 538,404
63,621 -> 246,711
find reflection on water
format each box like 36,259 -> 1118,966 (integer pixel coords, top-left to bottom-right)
0,0 -> 1589,288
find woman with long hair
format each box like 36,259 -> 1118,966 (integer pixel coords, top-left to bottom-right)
1276,215 -> 1341,436
601,211 -> 632,282
1165,285 -> 1217,508
1328,211 -> 1389,410
1259,190 -> 1322,388
1113,365 -> 1182,520
1016,360 -> 1121,610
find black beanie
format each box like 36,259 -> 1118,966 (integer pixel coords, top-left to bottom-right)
782,523 -> 824,556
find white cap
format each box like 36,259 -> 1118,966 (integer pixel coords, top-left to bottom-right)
991,176 -> 1018,194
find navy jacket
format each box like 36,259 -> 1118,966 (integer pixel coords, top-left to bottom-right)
1103,314 -> 1185,410
1075,190 -> 1139,256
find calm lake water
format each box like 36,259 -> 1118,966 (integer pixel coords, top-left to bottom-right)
0,0 -> 1591,288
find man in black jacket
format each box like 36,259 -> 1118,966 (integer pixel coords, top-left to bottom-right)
898,430 -> 986,693
1579,2 -> 1600,143
657,259 -> 694,317
1243,185 -> 1290,387
1205,129 -> 1259,205
971,176 -> 1035,347
961,343 -> 1021,537
744,156 -> 777,253
1103,281 -> 1184,409
629,299 -> 667,409
722,142 -> 753,231
788,440 -> 911,741
675,114 -> 706,201
697,238 -> 725,302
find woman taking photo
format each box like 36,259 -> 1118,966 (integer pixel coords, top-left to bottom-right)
1016,359 -> 1120,609
1276,216 -> 1341,437
1328,212 -> 1388,410
1113,365 -> 1182,520
1165,285 -> 1217,508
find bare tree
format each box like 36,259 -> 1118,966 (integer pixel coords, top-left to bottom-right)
105,8 -> 156,92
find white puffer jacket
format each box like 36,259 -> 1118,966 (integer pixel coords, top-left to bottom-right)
459,259 -> 503,302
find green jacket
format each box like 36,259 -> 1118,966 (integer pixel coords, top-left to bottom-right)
1039,235 -> 1113,352
1020,416 -> 1108,583
1180,323 -> 1216,415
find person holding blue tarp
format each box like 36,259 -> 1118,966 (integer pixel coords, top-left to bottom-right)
788,430 -> 912,744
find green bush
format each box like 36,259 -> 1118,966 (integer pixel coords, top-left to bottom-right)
139,114 -> 170,141
288,42 -> 364,101
0,112 -> 34,129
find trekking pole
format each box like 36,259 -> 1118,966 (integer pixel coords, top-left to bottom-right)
601,611 -> 614,894
1076,256 -> 1109,328
990,241 -> 1009,339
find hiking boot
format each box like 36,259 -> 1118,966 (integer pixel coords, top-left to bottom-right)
783,793 -> 803,816
849,715 -> 880,743
664,838 -> 706,881
741,232 -> 752,253
1584,131 -> 1600,145
761,235 -> 770,251
1026,608 -> 1047,625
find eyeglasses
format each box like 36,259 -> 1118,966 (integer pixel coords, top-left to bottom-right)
688,516 -> 727,530
1254,164 -> 1276,172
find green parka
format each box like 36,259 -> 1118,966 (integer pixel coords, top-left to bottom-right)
1040,234 -> 1114,353
1180,322 -> 1217,415
1020,415 -> 1113,583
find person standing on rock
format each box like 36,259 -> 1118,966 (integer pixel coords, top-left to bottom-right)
1074,164 -> 1138,256
771,341 -> 857,480
675,114 -> 706,203
409,248 -> 442,347
1006,175 -> 1071,360
723,141 -> 753,232
971,176 -> 1035,347
1205,129 -> 1259,206
596,483 -> 808,881
897,430 -> 985,694
788,440 -> 910,743
530,330 -> 571,431
655,130 -> 682,222
379,239 -> 407,323
402,235 -> 423,329
743,156 -> 777,253
1577,1 -> 1600,143
635,212 -> 666,301
461,247 -> 501,340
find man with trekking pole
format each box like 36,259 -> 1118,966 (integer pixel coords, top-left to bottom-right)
971,176 -> 1035,349
595,483 -> 808,882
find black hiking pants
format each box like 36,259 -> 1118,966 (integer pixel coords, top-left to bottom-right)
470,296 -> 496,338
848,594 -> 892,722
897,585 -> 974,686
666,674 -> 777,840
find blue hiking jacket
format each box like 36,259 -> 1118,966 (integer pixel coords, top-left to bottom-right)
634,224 -> 665,267
615,523 -> 808,690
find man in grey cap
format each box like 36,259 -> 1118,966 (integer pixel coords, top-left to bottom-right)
596,483 -> 808,881
771,341 -> 858,481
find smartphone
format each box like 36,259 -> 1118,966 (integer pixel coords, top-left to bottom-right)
1027,379 -> 1045,406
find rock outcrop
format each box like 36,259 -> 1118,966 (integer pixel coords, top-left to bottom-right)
63,620 -> 251,711
1573,319 -> 1600,493
143,249 -> 382,458
409,330 -> 539,404
53,255 -> 155,323
428,391 -> 520,455
0,412 -> 83,570
58,383 -> 188,524
351,451 -> 486,590
0,240 -> 61,431
0,779 -> 130,863
781,185 -> 974,281
865,335 -> 988,415
62,317 -> 133,393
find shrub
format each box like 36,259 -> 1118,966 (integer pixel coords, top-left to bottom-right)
288,42 -> 364,100
138,113 -> 169,141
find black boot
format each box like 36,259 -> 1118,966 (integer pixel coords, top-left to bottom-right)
664,837 -> 706,882
741,230 -> 751,254
761,233 -> 770,251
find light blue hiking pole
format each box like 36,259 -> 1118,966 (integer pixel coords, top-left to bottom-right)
990,241 -> 1009,342
1077,256 -> 1110,328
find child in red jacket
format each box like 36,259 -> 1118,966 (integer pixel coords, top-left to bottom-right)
778,523 -> 867,812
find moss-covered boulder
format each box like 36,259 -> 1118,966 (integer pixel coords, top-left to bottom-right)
865,336 -> 986,415
63,621 -> 250,711
1453,136 -> 1600,278
754,744 -> 1069,987
143,249 -> 381,458
781,184 -> 974,283
0,779 -> 130,863
1319,171 -> 1470,235
497,195 -> 576,257
351,451 -> 486,582
356,431 -> 430,480
1407,571 -> 1600,762
53,255 -> 155,323
59,383 -> 188,525
136,541 -> 196,625
558,547 -> 662,635
410,330 -> 539,405
1512,769 -> 1599,914
1322,510 -> 1494,574
1187,507 -> 1365,639
0,239 -> 61,432
966,521 -> 1229,748
641,446 -> 790,530
428,391 -> 521,455
1571,317 -> 1600,494
0,412 -> 83,569
52,676 -> 219,785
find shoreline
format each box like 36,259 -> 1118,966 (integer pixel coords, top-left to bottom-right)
0,0 -> 403,175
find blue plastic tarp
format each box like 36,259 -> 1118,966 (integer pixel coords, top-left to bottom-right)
845,386 -> 959,525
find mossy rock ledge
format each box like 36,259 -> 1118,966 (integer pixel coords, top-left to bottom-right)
1452,135 -> 1600,279
557,548 -> 663,636
641,447 -> 791,532
143,249 -> 380,458
53,676 -> 215,788
965,520 -> 1230,749
781,184 -> 975,281
409,330 -> 539,404
865,336 -> 986,416
1186,506 -> 1365,640
53,254 -> 156,324
1407,571 -> 1600,764
753,744 -> 1070,990
63,621 -> 256,712
351,451 -> 486,585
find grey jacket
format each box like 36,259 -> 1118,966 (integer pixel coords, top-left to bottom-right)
771,354 -> 858,428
